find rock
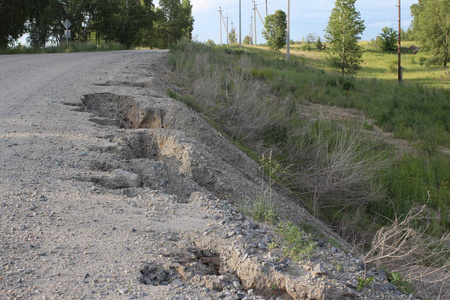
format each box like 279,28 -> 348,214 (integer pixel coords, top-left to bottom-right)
172,279 -> 184,287
232,281 -> 242,289
345,280 -> 358,290
380,282 -> 396,292
313,263 -> 327,275
103,169 -> 141,189
376,269 -> 389,282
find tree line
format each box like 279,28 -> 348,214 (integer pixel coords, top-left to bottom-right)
0,0 -> 194,49
259,0 -> 449,73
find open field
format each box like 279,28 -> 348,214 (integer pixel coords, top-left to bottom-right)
249,41 -> 450,89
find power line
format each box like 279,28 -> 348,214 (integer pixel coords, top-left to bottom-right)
218,7 -> 223,46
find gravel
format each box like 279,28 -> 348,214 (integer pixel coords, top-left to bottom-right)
0,50 -> 420,299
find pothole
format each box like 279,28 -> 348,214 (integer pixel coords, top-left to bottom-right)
139,263 -> 177,286
139,247 -> 235,292
138,244 -> 298,299
94,80 -> 149,88
78,93 -> 167,129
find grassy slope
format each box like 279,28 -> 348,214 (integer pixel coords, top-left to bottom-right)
244,43 -> 450,148
169,42 -> 449,234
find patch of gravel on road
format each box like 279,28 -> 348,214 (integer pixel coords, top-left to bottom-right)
0,51 -> 417,299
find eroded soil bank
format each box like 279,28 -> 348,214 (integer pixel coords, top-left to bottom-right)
0,51 -> 416,299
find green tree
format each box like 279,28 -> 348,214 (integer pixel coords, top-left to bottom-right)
325,0 -> 366,75
27,0 -> 69,47
243,35 -> 251,45
315,37 -> 324,50
411,0 -> 450,68
303,32 -> 318,50
400,27 -> 413,41
263,10 -> 287,51
378,27 -> 398,51
151,0 -> 194,48
0,0 -> 50,48
229,28 -> 237,44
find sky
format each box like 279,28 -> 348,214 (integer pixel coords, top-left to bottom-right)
189,0 -> 419,44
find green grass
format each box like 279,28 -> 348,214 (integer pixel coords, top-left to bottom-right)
288,41 -> 449,89
277,221 -> 317,261
374,153 -> 450,230
242,45 -> 450,148
168,40 -> 449,236
0,41 -> 128,55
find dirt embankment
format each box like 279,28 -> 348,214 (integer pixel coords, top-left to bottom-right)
0,51 -> 419,299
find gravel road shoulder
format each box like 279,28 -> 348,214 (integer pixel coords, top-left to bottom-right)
0,51 -> 415,300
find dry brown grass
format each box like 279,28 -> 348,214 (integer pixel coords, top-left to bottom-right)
364,204 -> 450,299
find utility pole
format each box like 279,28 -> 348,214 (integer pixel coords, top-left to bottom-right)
255,5 -> 266,37
222,10 -> 230,45
239,0 -> 242,48
250,16 -> 253,44
287,0 -> 290,61
231,21 -> 235,44
226,14 -> 230,44
265,0 -> 268,16
255,5 -> 265,26
253,1 -> 257,45
398,0 -> 402,81
219,7 -> 223,46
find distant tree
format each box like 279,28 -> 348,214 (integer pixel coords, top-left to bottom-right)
302,33 -> 318,50
325,0 -> 366,75
151,0 -> 194,48
263,10 -> 287,50
205,39 -> 215,47
229,28 -> 237,44
243,35 -> 251,45
0,0 -> 50,48
315,37 -> 324,50
378,27 -> 398,51
400,28 -> 413,41
411,0 -> 450,68
305,33 -> 318,45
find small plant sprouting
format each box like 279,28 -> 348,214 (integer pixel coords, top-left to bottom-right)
127,279 -> 133,292
277,221 -> 317,261
357,276 -> 374,291
335,262 -> 343,272
389,271 -> 414,294
166,88 -> 178,99
268,242 -> 279,257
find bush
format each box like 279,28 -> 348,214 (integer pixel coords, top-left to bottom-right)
277,221 -> 317,261
379,154 -> 450,230
263,124 -> 288,147
364,205 -> 449,291
282,120 -> 388,217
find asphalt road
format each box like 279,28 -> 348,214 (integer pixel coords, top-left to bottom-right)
0,50 -> 166,118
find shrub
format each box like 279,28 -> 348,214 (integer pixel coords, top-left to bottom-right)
277,221 -> 317,261
263,124 -> 288,147
364,205 -> 449,288
282,120 -> 388,217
